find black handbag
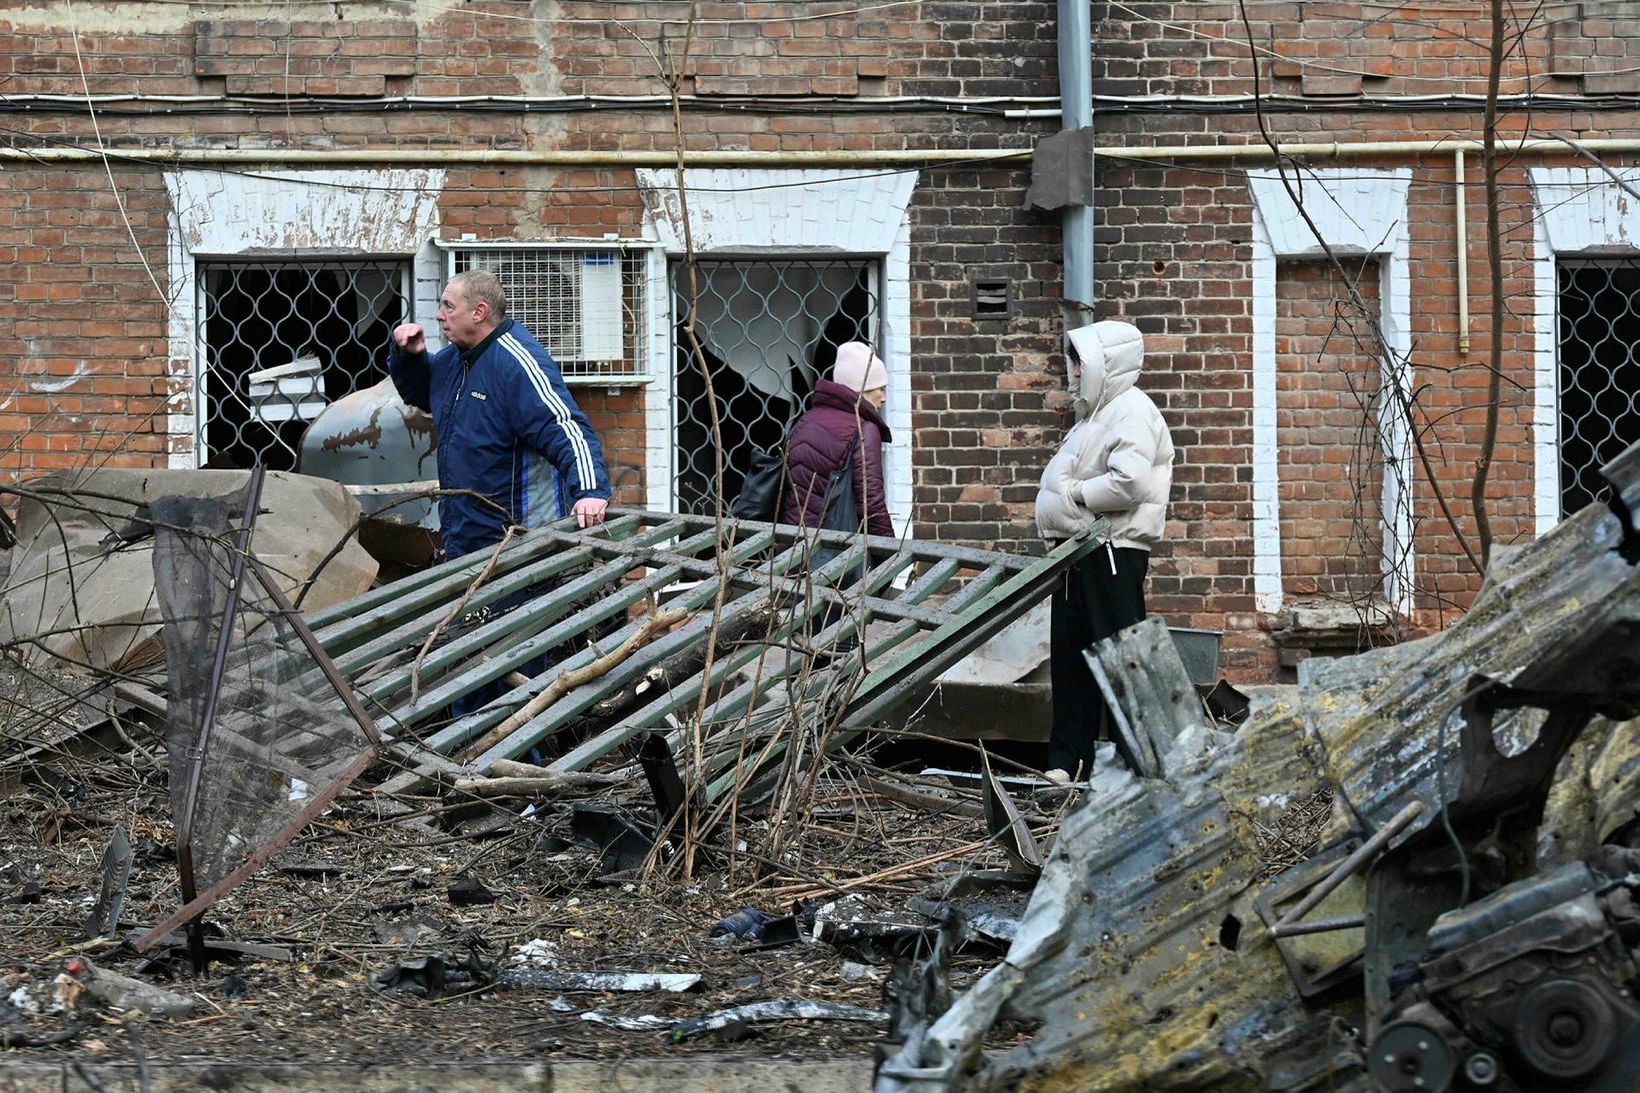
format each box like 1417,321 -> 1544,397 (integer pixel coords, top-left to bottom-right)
810,435 -> 863,578
730,444 -> 785,522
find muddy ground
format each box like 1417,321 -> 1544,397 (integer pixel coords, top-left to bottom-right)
0,643 -> 1325,1080
0,657 -> 1059,1072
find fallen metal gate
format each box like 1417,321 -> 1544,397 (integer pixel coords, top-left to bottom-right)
284,510 -> 1101,801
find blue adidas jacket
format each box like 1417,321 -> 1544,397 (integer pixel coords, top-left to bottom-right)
388,318 -> 611,560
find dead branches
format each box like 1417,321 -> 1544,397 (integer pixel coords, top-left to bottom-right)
461,602 -> 687,761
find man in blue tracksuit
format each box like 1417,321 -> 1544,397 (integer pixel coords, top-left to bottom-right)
389,269 -> 612,556
389,269 -> 611,724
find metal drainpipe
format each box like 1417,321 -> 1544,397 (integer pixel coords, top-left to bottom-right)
1058,0 -> 1095,321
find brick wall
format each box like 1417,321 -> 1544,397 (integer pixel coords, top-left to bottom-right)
573,388 -> 647,506
908,166 -> 1063,554
1276,259 -> 1384,602
1,2 -> 1638,682
0,165 -> 173,481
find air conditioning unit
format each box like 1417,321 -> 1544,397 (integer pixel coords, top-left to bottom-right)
450,246 -> 649,382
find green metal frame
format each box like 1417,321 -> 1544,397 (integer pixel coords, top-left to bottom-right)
290,509 -> 1104,801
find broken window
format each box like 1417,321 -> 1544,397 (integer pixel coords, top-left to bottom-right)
671,258 -> 881,515
450,247 -> 651,382
1557,259 -> 1640,517
197,260 -> 407,471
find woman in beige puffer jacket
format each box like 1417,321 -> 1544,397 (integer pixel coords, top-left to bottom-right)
1035,320 -> 1174,781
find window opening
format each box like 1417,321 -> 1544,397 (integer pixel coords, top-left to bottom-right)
450,247 -> 649,382
670,258 -> 881,516
198,259 -> 407,471
1557,259 -> 1640,517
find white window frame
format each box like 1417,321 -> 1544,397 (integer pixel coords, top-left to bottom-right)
1247,168 -> 1415,615
635,167 -> 917,522
1528,166 -> 1640,535
164,168 -> 445,469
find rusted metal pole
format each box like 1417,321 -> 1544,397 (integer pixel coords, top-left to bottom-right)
174,465 -> 266,974
1268,914 -> 1367,939
1276,800 -> 1425,931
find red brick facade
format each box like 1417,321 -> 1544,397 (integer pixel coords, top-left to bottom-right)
1,2 -> 1635,680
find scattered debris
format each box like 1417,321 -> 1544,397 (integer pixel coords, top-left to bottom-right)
65,957 -> 197,1018
672,1000 -> 887,1040
446,875 -> 497,906
709,907 -> 776,942
497,969 -> 703,993
908,873 -> 1033,948
580,1010 -> 676,1032
368,952 -> 494,999
509,939 -> 560,967
875,440 -> 1640,1091
0,468 -> 376,672
978,749 -> 1042,874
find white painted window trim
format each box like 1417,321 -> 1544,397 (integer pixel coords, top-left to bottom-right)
634,168 -> 917,525
163,168 -> 445,469
1247,168 -> 1414,615
1527,166 -> 1640,536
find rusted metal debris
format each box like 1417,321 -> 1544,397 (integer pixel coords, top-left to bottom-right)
877,440 -> 1640,1092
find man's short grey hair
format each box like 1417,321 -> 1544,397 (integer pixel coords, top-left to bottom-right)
452,270 -> 508,320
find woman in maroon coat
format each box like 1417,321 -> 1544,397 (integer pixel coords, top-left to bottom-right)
780,341 -> 893,537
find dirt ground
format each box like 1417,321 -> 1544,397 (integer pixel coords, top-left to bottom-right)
0,657 -> 1047,1072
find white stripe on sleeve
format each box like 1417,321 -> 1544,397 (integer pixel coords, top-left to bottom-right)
499,332 -> 597,488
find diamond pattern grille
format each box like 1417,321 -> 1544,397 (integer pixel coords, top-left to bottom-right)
1557,259 -> 1640,516
197,260 -> 407,470
671,258 -> 880,515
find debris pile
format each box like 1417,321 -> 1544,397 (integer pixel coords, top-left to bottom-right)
877,440 -> 1640,1091
0,478 -> 1104,1069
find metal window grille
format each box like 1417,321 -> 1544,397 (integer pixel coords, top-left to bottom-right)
197,260 -> 407,471
451,248 -> 649,381
670,258 -> 882,516
1557,259 -> 1640,517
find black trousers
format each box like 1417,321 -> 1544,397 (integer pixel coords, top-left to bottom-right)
1048,545 -> 1149,776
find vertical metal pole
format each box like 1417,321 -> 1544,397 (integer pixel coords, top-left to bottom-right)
174,465 -> 266,974
1058,0 -> 1095,320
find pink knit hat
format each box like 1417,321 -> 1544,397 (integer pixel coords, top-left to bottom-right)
831,341 -> 888,393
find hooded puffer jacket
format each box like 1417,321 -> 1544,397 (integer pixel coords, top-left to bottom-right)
780,379 -> 893,537
1034,321 -> 1174,549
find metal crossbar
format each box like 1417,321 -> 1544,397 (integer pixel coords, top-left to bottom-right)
282,510 -> 1103,802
